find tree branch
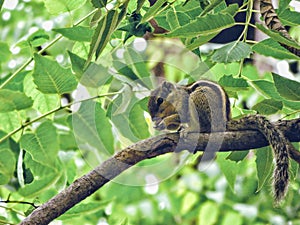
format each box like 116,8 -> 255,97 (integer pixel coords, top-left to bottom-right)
20,118 -> 300,225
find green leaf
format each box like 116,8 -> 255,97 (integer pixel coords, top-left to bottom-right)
187,33 -> 218,50
278,0 -> 291,11
36,94 -> 60,114
166,10 -> 190,30
59,201 -> 110,220
112,85 -> 132,115
220,3 -> 239,16
155,0 -> 204,31
87,9 -> 119,64
252,99 -> 283,115
27,30 -> 49,47
24,74 -> 60,114
290,145 -> 299,180
140,0 -> 166,23
252,38 -> 300,60
91,0 -> 107,8
79,63 -> 111,87
136,0 -> 145,12
90,9 -> 102,27
181,192 -> 198,214
0,0 -> 3,11
255,147 -> 272,192
19,172 -> 59,197
0,148 -> 16,185
16,40 -> 30,49
60,152 -> 77,184
212,41 -> 252,63
201,0 -> 224,15
117,1 -> 129,26
20,121 -> 59,167
155,13 -> 171,31
0,42 -> 11,62
278,8 -> 300,26
164,13 -> 235,38
129,98 -> 150,139
252,80 -> 282,100
283,100 -> 300,110
123,47 -> 150,79
218,75 -> 249,91
0,89 -> 33,112
226,151 -> 249,162
95,103 -> 114,155
68,51 -> 85,79
23,153 -> 57,178
59,132 -> 77,150
107,93 -> 140,142
72,41 -> 90,59
256,23 -> 300,50
113,60 -> 140,81
0,112 -> 22,140
53,26 -> 94,42
272,73 -> 300,101
217,152 -> 237,191
72,102 -> 114,155
3,71 -> 29,92
0,131 -> 10,149
33,54 -> 78,94
119,13 -> 152,39
198,201 -> 219,225
178,0 -> 203,18
252,79 -> 300,110
43,0 -> 87,14
221,211 -> 242,225
185,4 -> 239,50
119,218 -> 129,225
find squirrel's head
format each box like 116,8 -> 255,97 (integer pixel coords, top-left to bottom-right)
148,81 -> 181,130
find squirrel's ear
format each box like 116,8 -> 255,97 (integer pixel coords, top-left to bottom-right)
162,81 -> 175,91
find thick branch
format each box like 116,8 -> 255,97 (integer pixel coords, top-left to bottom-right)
20,119 -> 300,225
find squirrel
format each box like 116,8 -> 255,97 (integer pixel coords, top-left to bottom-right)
148,80 -> 296,204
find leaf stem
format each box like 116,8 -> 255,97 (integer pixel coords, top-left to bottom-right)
246,40 -> 258,44
0,9 -> 98,89
0,91 -> 121,144
0,200 -> 38,209
235,0 -> 254,77
237,0 -> 254,42
280,110 -> 300,120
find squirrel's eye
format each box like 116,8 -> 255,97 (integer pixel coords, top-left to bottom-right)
157,97 -> 164,105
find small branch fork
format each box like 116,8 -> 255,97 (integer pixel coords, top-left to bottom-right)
19,119 -> 300,225
0,194 -> 38,209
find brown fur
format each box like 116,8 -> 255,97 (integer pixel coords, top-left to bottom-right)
149,80 -> 291,204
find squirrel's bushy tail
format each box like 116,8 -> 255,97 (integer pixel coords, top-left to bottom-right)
228,115 -> 289,203
254,115 -> 289,203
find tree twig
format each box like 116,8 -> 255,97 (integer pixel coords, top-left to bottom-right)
19,118 -> 300,225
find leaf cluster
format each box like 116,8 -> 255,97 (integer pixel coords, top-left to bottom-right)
0,0 -> 299,224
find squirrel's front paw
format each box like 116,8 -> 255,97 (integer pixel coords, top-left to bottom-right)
179,129 -> 188,140
178,123 -> 190,140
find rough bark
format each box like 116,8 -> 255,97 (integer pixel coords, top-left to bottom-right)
19,118 -> 300,225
